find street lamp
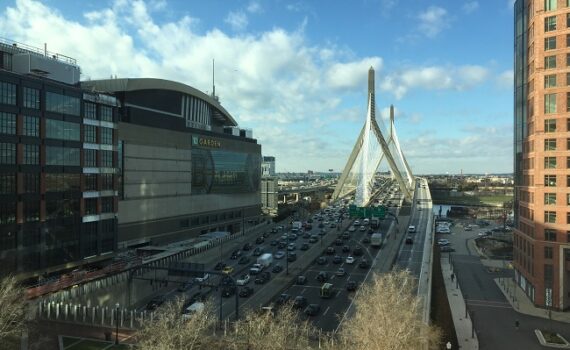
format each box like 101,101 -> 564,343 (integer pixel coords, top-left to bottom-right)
115,303 -> 120,345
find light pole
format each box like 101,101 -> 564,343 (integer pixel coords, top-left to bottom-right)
115,303 -> 119,345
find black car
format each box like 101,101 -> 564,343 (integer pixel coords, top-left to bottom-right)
296,275 -> 307,285
230,250 -> 242,259
293,295 -> 307,309
317,256 -> 327,265
341,232 -> 350,240
405,236 -> 414,244
309,236 -> 318,243
270,240 -> 278,246
221,276 -> 234,286
238,256 -> 250,265
145,295 -> 166,311
275,293 -> 291,306
332,255 -> 343,264
287,252 -> 297,262
177,281 -> 193,292
272,264 -> 283,273
303,232 -> 311,239
262,232 -> 270,238
362,237 -> 371,244
300,243 -> 309,250
214,262 -> 226,270
304,304 -> 321,316
346,280 -> 358,292
342,245 -> 351,253
316,271 -> 328,282
359,259 -> 369,269
277,241 -> 287,249
253,247 -> 264,256
440,246 -> 455,252
222,286 -> 236,298
353,247 -> 363,256
326,247 -> 335,255
256,237 -> 265,244
255,272 -> 271,284
318,223 -> 324,229
239,287 -> 254,298
242,243 -> 252,251
334,239 -> 343,246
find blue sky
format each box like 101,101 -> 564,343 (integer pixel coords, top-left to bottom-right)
0,0 -> 515,174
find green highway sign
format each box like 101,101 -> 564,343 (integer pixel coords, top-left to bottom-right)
348,205 -> 386,219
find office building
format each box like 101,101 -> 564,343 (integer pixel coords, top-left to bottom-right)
82,78 -> 262,248
262,156 -> 276,176
0,38 -> 119,277
514,0 -> 570,310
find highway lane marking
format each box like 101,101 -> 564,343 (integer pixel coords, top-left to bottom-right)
336,290 -> 341,297
465,301 -> 513,309
300,288 -> 306,294
322,306 -> 331,316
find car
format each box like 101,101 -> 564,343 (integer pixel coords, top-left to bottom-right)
316,271 -> 329,282
239,286 -> 254,298
359,226 -> 366,232
187,292 -> 207,306
253,247 -> 264,256
288,234 -> 298,241
287,243 -> 296,251
270,240 -> 278,246
440,246 -> 456,252
275,293 -> 291,306
303,232 -> 311,239
334,239 -> 343,246
272,264 -> 283,273
336,268 -> 346,276
255,272 -> 271,284
256,237 -> 265,244
353,220 -> 360,226
304,304 -> 321,316
287,252 -> 297,262
230,250 -> 242,259
271,228 -> 278,233
359,259 -> 369,269
300,243 -> 309,250
345,256 -> 355,264
277,241 -> 287,249
317,256 -> 327,265
222,286 -> 236,298
341,232 -> 350,240
319,229 -> 327,236
405,236 -> 414,244
464,226 -> 472,231
145,295 -> 166,311
222,266 -> 234,274
408,225 -> 416,233
342,245 -> 351,253
308,235 -> 317,244
326,247 -> 335,255
332,255 -> 343,264
242,243 -> 252,251
293,295 -> 308,309
236,274 -> 250,286
220,275 -> 234,286
177,281 -> 193,292
353,247 -> 363,256
238,256 -> 250,265
346,280 -> 358,291
348,226 -> 356,232
296,275 -> 307,285
249,263 -> 263,275
362,237 -> 371,244
273,251 -> 285,259
194,273 -> 210,283
262,232 -> 271,238
214,262 -> 226,270
437,239 -> 450,246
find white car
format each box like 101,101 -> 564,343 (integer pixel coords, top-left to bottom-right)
346,256 -> 355,264
437,239 -> 450,246
236,274 -> 250,286
274,251 -> 286,259
194,273 -> 210,283
408,225 -> 416,233
348,226 -> 356,232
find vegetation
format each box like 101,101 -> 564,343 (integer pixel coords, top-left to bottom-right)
0,275 -> 26,348
136,270 -> 441,350
540,330 -> 566,344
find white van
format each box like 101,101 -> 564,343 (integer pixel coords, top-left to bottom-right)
182,302 -> 205,320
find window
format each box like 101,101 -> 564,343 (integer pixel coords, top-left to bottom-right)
46,119 -> 80,141
545,138 -> 557,150
84,149 -> 96,167
567,53 -> 570,66
46,146 -> 80,166
45,174 -> 80,192
0,81 -> 16,105
23,87 -> 40,109
544,246 -> 553,259
100,106 -> 113,122
566,92 -> 570,111
545,0 -> 557,11
545,193 -> 557,205
545,174 -> 557,186
567,194 -> 570,205
545,119 -> 557,132
0,143 -> 16,164
546,229 -> 557,241
101,197 -> 113,213
84,102 -> 97,119
545,94 -> 557,113
545,15 -> 557,32
545,74 -> 557,88
545,36 -> 557,50
568,13 -> 570,27
100,151 -> 113,167
0,112 -> 16,135
568,212 -> 570,224
101,174 -> 113,190
0,174 -> 15,194
100,127 -> 113,145
84,125 -> 97,143
567,231 -> 570,243
545,55 -> 557,69
85,174 -> 97,191
23,201 -> 39,222
545,211 -> 557,223
0,202 -> 16,225
567,175 -> 570,186
85,198 -> 97,215
23,144 -> 39,165
545,156 -> 557,169
23,173 -> 39,193
23,116 -> 39,137
46,92 -> 80,116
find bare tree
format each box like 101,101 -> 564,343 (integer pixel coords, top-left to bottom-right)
0,275 -> 26,346
337,269 -> 440,350
136,298 -> 217,350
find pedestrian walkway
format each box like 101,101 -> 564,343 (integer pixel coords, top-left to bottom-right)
495,277 -> 570,324
440,257 -> 479,350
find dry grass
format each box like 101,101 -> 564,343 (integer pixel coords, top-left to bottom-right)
0,275 -> 26,345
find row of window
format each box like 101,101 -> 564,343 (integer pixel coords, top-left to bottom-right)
544,0 -> 570,12
544,13 -> 570,33
0,173 -> 114,194
543,53 -> 570,69
0,143 -> 115,167
544,192 -> 570,205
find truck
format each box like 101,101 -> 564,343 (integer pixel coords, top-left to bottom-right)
370,217 -> 380,229
371,233 -> 383,248
292,221 -> 303,230
257,253 -> 273,268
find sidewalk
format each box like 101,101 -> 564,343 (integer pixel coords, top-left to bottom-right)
495,277 -> 570,324
440,257 -> 479,350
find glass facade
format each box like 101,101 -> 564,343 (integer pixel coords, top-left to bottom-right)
85,102 -> 96,119
23,116 -> 39,137
100,150 -> 113,167
0,143 -> 16,164
23,144 -> 39,165
100,105 -> 113,122
46,146 -> 80,166
100,127 -> 113,144
45,173 -> 80,192
84,149 -> 96,167
23,87 -> 40,109
46,119 -> 80,141
0,81 -> 16,105
84,125 -> 97,143
0,173 -> 15,194
0,112 -> 16,134
46,92 -> 80,116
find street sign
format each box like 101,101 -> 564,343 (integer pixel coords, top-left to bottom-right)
545,287 -> 552,307
348,205 -> 386,219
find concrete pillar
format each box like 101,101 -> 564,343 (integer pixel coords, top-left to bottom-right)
47,302 -> 51,318
101,307 -> 105,325
83,306 -> 87,322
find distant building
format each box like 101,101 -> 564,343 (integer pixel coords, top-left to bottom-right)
513,0 -> 570,310
261,156 -> 275,176
260,177 -> 278,216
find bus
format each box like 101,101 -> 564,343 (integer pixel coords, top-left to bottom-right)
320,283 -> 334,298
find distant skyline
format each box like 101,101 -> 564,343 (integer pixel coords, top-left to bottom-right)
0,0 -> 514,174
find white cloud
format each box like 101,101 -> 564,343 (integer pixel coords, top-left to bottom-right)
462,1 -> 479,13
325,57 -> 383,90
225,10 -> 248,31
417,6 -> 450,38
247,1 -> 262,14
496,69 -> 513,88
380,65 -> 489,99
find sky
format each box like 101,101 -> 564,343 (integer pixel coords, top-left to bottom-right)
0,0 -> 515,174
